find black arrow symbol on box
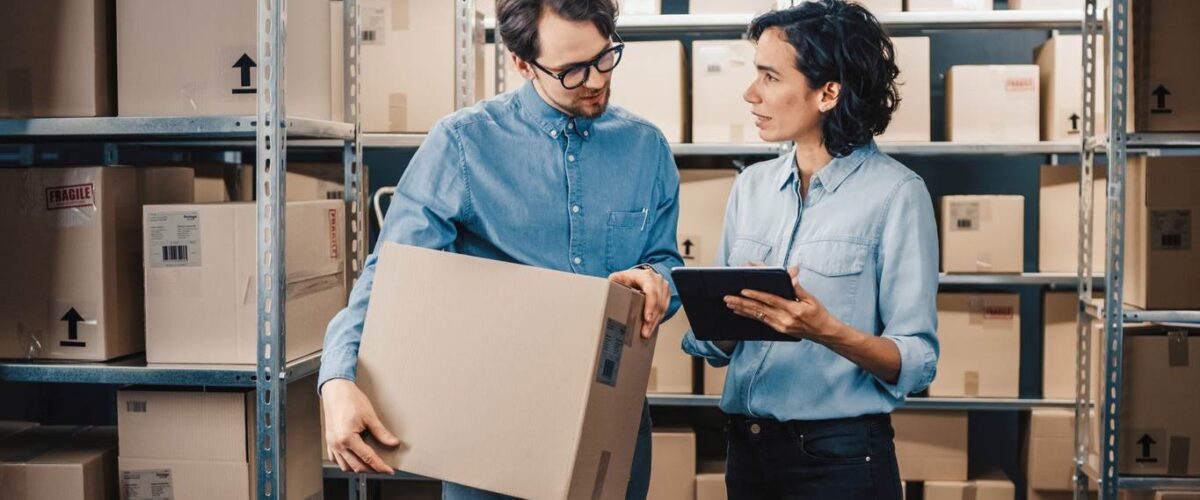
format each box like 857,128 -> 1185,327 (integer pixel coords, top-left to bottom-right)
1135,434 -> 1158,462
232,53 -> 257,95
1069,113 -> 1080,131
1151,85 -> 1172,114
60,308 -> 86,347
682,239 -> 695,257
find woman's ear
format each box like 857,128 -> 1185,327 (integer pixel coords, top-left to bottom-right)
819,81 -> 841,113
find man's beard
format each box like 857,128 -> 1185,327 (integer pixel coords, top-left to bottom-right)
559,86 -> 611,118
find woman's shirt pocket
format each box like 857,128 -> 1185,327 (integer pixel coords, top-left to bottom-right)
795,239 -> 870,322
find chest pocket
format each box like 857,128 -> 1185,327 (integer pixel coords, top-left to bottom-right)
605,210 -> 648,272
795,239 -> 869,323
726,238 -> 772,267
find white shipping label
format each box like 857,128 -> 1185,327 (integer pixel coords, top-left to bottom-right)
147,211 -> 203,268
122,469 -> 174,500
1151,209 -> 1192,251
595,319 -> 626,387
697,46 -> 730,75
949,201 -> 980,231
361,0 -> 388,45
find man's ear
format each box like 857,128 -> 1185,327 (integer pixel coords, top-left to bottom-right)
511,53 -> 535,80
819,81 -> 841,114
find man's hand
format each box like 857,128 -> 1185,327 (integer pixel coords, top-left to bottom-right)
322,379 -> 401,474
609,266 -> 670,339
723,267 -> 839,342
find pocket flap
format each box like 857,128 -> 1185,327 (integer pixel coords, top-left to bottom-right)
797,240 -> 868,277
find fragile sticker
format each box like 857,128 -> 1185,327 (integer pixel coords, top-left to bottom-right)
147,211 -> 202,268
45,183 -> 95,210
595,319 -> 626,387
328,209 -> 340,259
1150,209 -> 1191,251
122,469 -> 174,500
949,201 -> 980,231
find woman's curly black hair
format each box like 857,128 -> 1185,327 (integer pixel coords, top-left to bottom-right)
748,0 -> 901,158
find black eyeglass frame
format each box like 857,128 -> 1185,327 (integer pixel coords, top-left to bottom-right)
527,34 -> 626,90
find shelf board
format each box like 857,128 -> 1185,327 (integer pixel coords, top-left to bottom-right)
938,272 -> 1103,287
880,141 -> 1078,155
647,394 -> 1073,411
0,351 -> 321,387
1085,300 -> 1200,324
484,11 -> 1082,33
0,116 -> 355,142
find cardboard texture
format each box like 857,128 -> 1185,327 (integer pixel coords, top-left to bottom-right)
117,377 -> 322,500
0,426 -> 117,500
1043,292 -> 1081,399
1127,0 -> 1200,132
924,479 -> 1015,500
347,0 -> 483,132
939,195 -> 1025,274
1114,325 -> 1200,477
0,0 -> 113,118
695,461 -> 726,500
906,0 -> 993,11
689,0 -> 778,14
878,37 -> 932,143
1038,165 -> 1107,274
610,41 -> 686,143
143,200 -> 345,365
932,293 -> 1021,398
692,40 -> 763,144
704,363 -> 728,396
647,429 -> 696,500
1011,0 -> 1082,8
649,314 -> 693,394
0,167 -> 193,361
1036,34 -> 1107,141
945,65 -> 1040,142
356,243 -> 651,500
1123,156 -> 1200,310
116,0 -> 332,119
1024,409 -> 1099,493
893,411 -> 968,481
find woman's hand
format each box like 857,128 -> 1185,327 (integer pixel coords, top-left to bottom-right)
723,267 -> 839,342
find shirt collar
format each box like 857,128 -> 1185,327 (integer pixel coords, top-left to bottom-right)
776,141 -> 877,193
515,80 -> 596,140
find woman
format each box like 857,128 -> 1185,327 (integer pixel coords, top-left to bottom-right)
682,2 -> 940,499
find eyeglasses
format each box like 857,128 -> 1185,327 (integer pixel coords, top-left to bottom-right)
528,34 -> 625,90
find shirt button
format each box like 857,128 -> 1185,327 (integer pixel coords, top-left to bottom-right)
572,205 -> 581,214
568,122 -> 575,129
583,130 -> 589,137
568,154 -> 576,162
550,130 -> 558,138
573,257 -> 582,265
750,423 -> 761,434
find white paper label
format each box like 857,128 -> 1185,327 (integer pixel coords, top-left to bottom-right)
122,469 -> 174,500
949,201 -> 980,231
361,0 -> 388,45
1151,209 -> 1192,251
697,46 -> 730,75
147,211 -> 202,268
595,319 -> 626,387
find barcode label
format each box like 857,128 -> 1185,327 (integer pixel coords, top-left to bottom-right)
1151,209 -> 1191,251
706,64 -> 722,74
147,211 -> 202,268
595,319 -> 626,387
949,201 -> 980,232
362,30 -> 377,42
161,245 -> 188,263
127,401 -> 147,413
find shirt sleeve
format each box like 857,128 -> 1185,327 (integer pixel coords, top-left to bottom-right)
318,120 -> 472,393
681,171 -> 740,367
874,177 -> 940,398
639,138 -> 685,320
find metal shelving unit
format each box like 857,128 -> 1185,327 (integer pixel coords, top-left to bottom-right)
0,353 -> 322,387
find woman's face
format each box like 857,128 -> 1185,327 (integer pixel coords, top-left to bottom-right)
743,28 -> 829,143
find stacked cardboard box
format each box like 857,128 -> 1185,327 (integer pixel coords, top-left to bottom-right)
1124,0 -> 1200,132
692,40 -> 762,144
1123,156 -> 1200,310
695,461 -> 726,500
878,37 -> 932,143
939,195 -> 1025,274
1036,34 -> 1106,141
704,363 -> 728,396
1024,409 -> 1097,498
924,479 -> 1014,500
193,165 -> 345,203
648,429 -> 696,500
0,167 -> 193,361
0,426 -> 117,500
932,293 -> 1021,398
894,411 -> 969,481
1042,292 -> 1080,399
610,41 -> 686,143
946,66 -> 1039,142
1038,165 -> 1107,274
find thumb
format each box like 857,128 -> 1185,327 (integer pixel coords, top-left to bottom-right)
791,276 -> 813,300
787,266 -> 799,279
365,413 -> 400,447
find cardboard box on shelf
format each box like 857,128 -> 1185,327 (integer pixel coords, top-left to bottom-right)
704,363 -> 727,396
0,0 -> 113,118
117,0 -> 332,119
946,65 -> 1040,142
1036,34 -> 1107,141
355,243 -> 651,499
689,0 -> 777,14
1011,0 -> 1083,8
696,461 -> 726,500
610,41 -> 686,143
649,315 -> 693,394
143,200 -> 345,365
939,195 -> 1025,274
878,37 -> 932,143
1029,489 -> 1097,500
924,479 -> 1015,500
1038,165 -> 1107,274
894,410 -> 968,481
0,167 -> 194,361
932,293 -> 1021,398
648,429 -> 696,500
1024,409 -> 1088,492
117,376 -> 322,500
0,426 -> 117,500
1126,0 -> 1200,132
906,0 -> 992,11
692,40 -> 763,144
192,164 -> 345,203
1124,156 -> 1200,310
1043,292 -> 1082,399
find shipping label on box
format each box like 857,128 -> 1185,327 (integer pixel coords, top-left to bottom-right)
939,195 -> 1024,274
946,65 -> 1040,142
1124,157 -> 1200,310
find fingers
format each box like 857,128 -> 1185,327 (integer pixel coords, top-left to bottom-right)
640,277 -> 661,339
364,413 -> 401,447
335,443 -> 370,473
343,433 -> 395,474
740,289 -> 793,309
333,450 -> 351,472
788,266 -> 799,279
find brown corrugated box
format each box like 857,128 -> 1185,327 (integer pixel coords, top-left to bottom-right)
142,200 -> 345,365
906,0 -> 992,11
1023,409 -> 1093,492
691,40 -> 763,144
116,376 -> 322,500
611,41 -> 686,143
1123,156 -> 1200,310
192,164 -> 345,203
649,315 -> 693,394
695,461 -> 726,500
0,426 -> 117,500
0,167 -> 193,361
648,429 -> 696,500
1113,325 -> 1200,477
1043,292 -> 1080,399
116,0 -> 332,119
703,364 -> 727,395
932,293 -> 1021,398
939,195 -> 1025,274
878,37 -> 932,143
1038,165 -> 1107,274
1127,0 -> 1200,132
894,411 -> 968,481
946,65 -> 1039,142
0,0 -> 114,118
1036,34 -> 1107,141
924,479 -> 1014,500
356,243 -> 651,499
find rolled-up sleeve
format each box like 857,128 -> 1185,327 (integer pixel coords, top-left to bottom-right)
318,121 -> 471,392
874,177 -> 940,397
681,172 -> 740,367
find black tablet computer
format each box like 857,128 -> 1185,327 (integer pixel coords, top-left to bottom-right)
670,266 -> 801,342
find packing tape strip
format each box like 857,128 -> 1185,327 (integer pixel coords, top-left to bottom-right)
963,483 -> 977,500
1169,436 -> 1191,476
1168,330 -> 1190,367
591,450 -> 611,500
5,68 -> 33,116
389,93 -> 408,132
964,371 -> 980,397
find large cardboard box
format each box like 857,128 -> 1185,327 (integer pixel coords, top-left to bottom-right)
906,0 -> 992,11
0,426 -> 117,500
1011,0 -> 1083,9
1024,409 -> 1098,493
193,165 -> 345,203
611,41 -> 686,143
946,66 -> 1040,142
116,0 -> 332,119
924,479 -> 1014,500
692,40 -> 763,144
939,195 -> 1025,274
348,1 -> 483,132
143,200 -> 345,365
0,0 -> 113,118
878,37 -> 932,143
1036,34 -> 1107,141
650,315 -> 693,394
0,167 -> 193,361
1126,0 -> 1200,132
894,411 -> 969,481
689,0 -> 777,14
1113,325 -> 1200,477
356,243 -> 651,499
648,429 -> 696,500
695,461 -> 726,500
703,364 -> 727,395
1038,165 -> 1107,274
1124,156 -> 1200,310
1043,292 -> 1080,399
117,377 -> 322,500
932,293 -> 1021,398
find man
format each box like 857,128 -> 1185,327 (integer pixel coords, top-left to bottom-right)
319,1 -> 683,498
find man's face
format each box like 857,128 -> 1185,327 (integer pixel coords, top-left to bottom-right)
514,8 -> 614,118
